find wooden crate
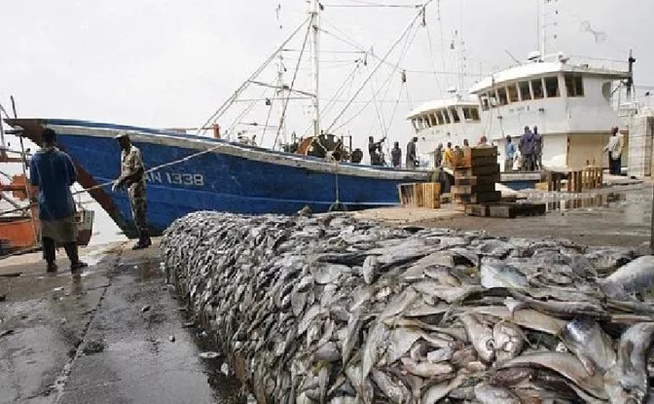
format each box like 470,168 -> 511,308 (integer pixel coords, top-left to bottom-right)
488,202 -> 546,218
398,182 -> 441,209
398,183 -> 417,207
454,173 -> 501,186
421,182 -> 441,209
465,203 -> 490,217
455,164 -> 500,177
582,166 -> 603,190
464,202 -> 547,218
451,183 -> 496,195
566,170 -> 583,193
455,191 -> 502,204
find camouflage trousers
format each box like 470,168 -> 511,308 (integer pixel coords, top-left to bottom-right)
128,181 -> 148,234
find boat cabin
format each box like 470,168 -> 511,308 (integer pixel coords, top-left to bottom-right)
469,53 -> 631,170
406,97 -> 483,167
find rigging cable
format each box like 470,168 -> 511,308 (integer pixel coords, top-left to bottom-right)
197,16 -> 311,137
273,15 -> 314,149
326,1 -> 432,133
424,7 -> 444,93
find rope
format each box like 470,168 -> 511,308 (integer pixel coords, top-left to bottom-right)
0,138 -> 231,217
258,101 -> 275,147
273,18 -> 313,148
196,16 -> 311,137
424,15 -> 444,94
325,2 -> 430,133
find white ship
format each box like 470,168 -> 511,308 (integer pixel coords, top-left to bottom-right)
406,93 -> 483,167
470,51 -> 632,170
407,1 -> 635,172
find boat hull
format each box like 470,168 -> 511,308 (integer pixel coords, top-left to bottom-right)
10,119 -> 431,237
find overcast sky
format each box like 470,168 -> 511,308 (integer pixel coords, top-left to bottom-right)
1,0 -> 652,151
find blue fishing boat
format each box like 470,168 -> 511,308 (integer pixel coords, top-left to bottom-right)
7,118 -> 430,237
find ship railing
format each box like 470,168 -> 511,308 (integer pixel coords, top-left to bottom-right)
564,54 -> 630,73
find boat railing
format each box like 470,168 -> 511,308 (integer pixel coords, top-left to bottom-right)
564,54 -> 630,73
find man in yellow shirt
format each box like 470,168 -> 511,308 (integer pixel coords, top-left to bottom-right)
443,142 -> 454,167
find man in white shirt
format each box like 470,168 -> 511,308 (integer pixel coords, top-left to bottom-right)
604,127 -> 624,175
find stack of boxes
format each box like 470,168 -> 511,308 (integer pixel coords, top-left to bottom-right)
452,147 -> 501,204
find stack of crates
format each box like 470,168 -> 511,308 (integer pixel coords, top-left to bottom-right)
452,146 -> 501,204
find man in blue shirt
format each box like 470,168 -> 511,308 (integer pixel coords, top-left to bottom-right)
504,135 -> 516,172
519,126 -> 536,171
30,128 -> 87,273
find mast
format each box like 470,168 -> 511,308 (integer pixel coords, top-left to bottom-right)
276,53 -> 288,146
309,0 -> 321,137
536,0 -> 546,59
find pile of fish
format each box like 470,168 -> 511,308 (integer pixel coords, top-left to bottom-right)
161,211 -> 654,403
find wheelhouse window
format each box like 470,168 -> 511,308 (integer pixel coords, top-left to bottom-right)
497,88 -> 509,106
436,110 -> 445,125
545,76 -> 560,97
431,113 -> 440,126
412,119 -> 419,130
449,107 -> 461,123
489,92 -> 499,107
479,94 -> 490,111
531,78 -> 544,99
442,109 -> 451,124
565,74 -> 584,97
507,84 -> 519,103
470,107 -> 480,121
519,81 -> 531,101
426,114 -> 435,127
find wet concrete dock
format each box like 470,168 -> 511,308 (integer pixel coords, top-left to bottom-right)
0,241 -> 240,404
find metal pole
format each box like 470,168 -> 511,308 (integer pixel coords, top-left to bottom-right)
310,0 -> 321,137
10,96 -> 40,248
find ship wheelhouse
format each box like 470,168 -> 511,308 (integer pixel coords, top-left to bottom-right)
470,54 -> 631,170
406,97 -> 483,167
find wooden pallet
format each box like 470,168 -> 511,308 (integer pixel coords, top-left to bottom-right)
451,183 -> 496,195
465,202 -> 547,218
421,183 -> 441,209
454,191 -> 502,204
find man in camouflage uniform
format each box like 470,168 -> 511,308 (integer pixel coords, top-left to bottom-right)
112,132 -> 151,249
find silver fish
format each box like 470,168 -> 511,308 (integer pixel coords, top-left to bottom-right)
604,322 -> 654,404
361,322 -> 389,381
492,321 -> 524,362
460,313 -> 495,363
601,256 -> 654,298
370,369 -> 410,403
400,357 -> 454,379
480,258 -> 528,289
560,317 -> 616,375
474,382 -> 521,404
421,373 -> 465,404
361,255 -> 379,285
499,351 -> 607,400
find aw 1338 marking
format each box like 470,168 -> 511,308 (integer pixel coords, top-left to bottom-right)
145,171 -> 205,186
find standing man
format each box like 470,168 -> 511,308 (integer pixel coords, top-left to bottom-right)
112,132 -> 152,249
504,135 -> 516,172
443,142 -> 454,167
434,143 -> 443,167
533,126 -> 542,170
30,128 -> 87,273
390,141 -> 402,168
519,126 -> 536,171
406,136 -> 418,169
368,136 -> 385,166
604,127 -> 624,175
